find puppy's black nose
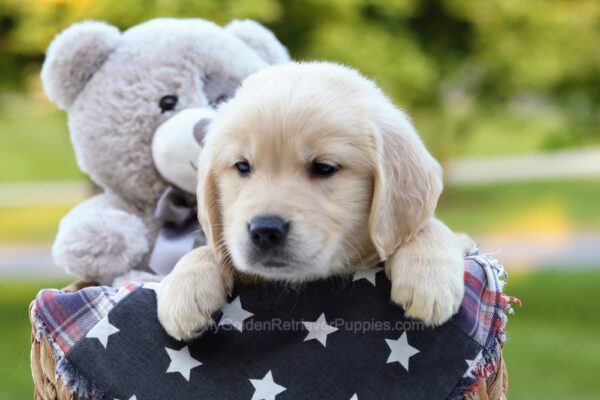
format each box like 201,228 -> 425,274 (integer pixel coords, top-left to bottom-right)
249,216 -> 289,250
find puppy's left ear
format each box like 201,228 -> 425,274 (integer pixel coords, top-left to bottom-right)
368,104 -> 443,260
225,19 -> 290,64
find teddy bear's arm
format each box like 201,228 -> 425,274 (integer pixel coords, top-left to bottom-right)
52,194 -> 149,285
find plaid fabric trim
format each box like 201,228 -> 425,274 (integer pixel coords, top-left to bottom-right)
32,282 -> 141,356
451,249 -> 509,351
450,246 -> 517,395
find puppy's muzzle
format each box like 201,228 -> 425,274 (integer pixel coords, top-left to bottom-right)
248,216 -> 290,257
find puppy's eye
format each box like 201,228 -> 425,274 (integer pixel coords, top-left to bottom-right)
159,95 -> 178,113
235,161 -> 252,176
310,161 -> 340,178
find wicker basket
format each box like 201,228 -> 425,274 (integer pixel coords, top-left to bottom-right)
30,282 -> 508,400
31,281 -> 94,400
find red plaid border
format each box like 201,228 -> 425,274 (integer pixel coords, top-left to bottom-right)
32,282 -> 142,356
451,250 -> 509,351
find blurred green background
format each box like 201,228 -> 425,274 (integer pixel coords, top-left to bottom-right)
0,0 -> 599,399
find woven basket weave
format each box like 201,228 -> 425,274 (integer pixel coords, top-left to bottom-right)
30,282 -> 508,400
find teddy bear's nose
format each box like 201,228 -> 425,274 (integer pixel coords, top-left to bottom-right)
193,119 -> 211,145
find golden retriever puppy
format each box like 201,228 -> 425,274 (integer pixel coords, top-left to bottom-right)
157,62 -> 466,341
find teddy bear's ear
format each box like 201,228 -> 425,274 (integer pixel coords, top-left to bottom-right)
225,19 -> 290,64
41,21 -> 121,110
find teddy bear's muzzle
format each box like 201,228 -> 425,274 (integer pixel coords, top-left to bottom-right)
152,108 -> 216,194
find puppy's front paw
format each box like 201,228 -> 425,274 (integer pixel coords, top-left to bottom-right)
156,248 -> 229,341
390,255 -> 464,326
157,272 -> 226,341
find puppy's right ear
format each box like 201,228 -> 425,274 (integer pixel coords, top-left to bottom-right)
196,153 -> 226,262
41,21 -> 120,110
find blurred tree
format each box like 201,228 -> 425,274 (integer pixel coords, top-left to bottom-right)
0,0 -> 598,155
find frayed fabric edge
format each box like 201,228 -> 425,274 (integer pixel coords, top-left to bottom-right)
32,305 -> 105,400
449,246 -> 520,399
448,346 -> 499,400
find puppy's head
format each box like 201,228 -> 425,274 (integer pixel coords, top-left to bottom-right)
198,62 -> 442,282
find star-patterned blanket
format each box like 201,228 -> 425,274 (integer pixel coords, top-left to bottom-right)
31,247 -> 514,400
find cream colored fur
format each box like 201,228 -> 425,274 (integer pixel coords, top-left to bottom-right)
158,62 -> 465,340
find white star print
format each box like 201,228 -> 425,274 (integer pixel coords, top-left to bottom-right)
352,267 -> 383,286
218,296 -> 254,332
114,396 -> 136,400
86,316 -> 119,349
350,394 -> 358,400
385,332 -> 420,371
250,370 -> 286,400
464,350 -> 483,377
302,313 -> 339,347
165,346 -> 202,381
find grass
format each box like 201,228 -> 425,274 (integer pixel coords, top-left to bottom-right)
503,271 -> 600,400
0,111 -> 80,182
437,179 -> 600,234
0,203 -> 76,243
0,272 -> 599,399
414,106 -> 595,160
0,280 -> 69,400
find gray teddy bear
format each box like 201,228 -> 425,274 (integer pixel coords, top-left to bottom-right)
42,18 -> 289,285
